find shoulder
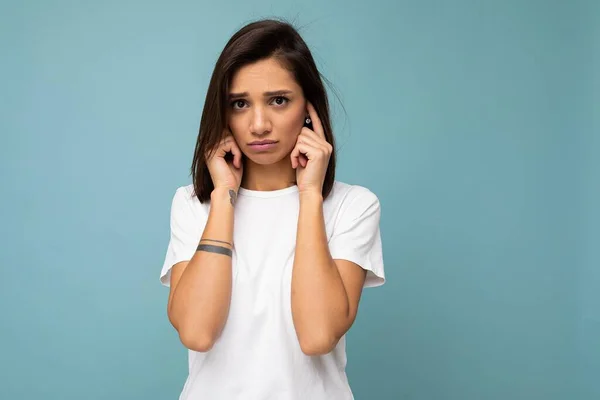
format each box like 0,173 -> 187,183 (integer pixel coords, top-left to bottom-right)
328,180 -> 379,205
170,184 -> 210,219
326,180 -> 380,216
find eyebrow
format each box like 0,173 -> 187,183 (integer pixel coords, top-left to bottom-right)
228,90 -> 293,99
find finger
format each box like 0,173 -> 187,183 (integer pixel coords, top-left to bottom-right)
300,128 -> 332,151
219,133 -> 239,153
229,139 -> 243,169
299,154 -> 308,168
290,144 -> 309,169
296,133 -> 324,152
221,133 -> 242,169
290,143 -> 300,169
298,130 -> 333,155
290,141 -> 314,169
215,137 -> 233,157
306,102 -> 325,139
211,139 -> 229,157
294,141 -> 322,162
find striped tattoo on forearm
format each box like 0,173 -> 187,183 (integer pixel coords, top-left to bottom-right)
196,239 -> 233,257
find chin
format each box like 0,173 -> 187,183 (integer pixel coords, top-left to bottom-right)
244,151 -> 287,166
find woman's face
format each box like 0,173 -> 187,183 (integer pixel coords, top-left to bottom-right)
227,57 -> 306,165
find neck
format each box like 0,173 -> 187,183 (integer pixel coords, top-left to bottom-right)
241,156 -> 296,191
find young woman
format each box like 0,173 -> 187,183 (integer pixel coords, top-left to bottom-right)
160,19 -> 385,400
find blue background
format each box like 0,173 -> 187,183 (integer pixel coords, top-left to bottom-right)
1,1 -> 597,399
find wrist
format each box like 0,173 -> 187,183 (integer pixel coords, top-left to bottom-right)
299,189 -> 323,204
211,186 -> 238,205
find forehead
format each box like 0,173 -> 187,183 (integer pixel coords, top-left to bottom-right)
229,57 -> 300,92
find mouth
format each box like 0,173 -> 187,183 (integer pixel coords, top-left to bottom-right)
248,140 -> 278,145
248,140 -> 278,152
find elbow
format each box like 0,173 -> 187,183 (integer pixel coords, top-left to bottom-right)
298,333 -> 338,356
168,308 -> 217,352
178,328 -> 216,353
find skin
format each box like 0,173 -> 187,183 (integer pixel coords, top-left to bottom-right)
226,57 -> 306,192
167,57 -> 367,355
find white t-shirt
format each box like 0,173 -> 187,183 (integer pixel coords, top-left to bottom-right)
160,180 -> 385,400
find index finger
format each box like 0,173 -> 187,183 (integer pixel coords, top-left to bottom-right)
306,102 -> 325,139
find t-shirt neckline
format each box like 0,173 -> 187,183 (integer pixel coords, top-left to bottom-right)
237,184 -> 299,198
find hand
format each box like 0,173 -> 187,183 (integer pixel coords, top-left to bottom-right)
290,102 -> 332,195
206,130 -> 244,191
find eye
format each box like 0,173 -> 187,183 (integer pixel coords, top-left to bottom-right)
231,100 -> 247,110
271,96 -> 289,106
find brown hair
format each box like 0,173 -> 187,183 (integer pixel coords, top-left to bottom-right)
190,19 -> 337,203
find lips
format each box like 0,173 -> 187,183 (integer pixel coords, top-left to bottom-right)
249,140 -> 278,145
248,140 -> 278,151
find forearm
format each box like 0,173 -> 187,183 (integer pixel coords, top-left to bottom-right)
291,191 -> 350,354
169,187 -> 235,350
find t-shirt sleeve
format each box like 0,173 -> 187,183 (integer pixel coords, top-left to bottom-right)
328,187 -> 385,288
160,186 -> 204,287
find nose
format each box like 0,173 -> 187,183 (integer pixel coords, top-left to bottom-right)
249,107 -> 272,136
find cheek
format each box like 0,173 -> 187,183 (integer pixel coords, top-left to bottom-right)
280,108 -> 305,134
279,119 -> 302,149
280,118 -> 304,154
227,117 -> 244,138
284,116 -> 303,133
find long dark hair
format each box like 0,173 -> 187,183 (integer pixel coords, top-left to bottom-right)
191,19 -> 337,203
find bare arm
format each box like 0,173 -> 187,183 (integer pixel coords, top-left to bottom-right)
291,191 -> 367,356
167,187 -> 236,352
